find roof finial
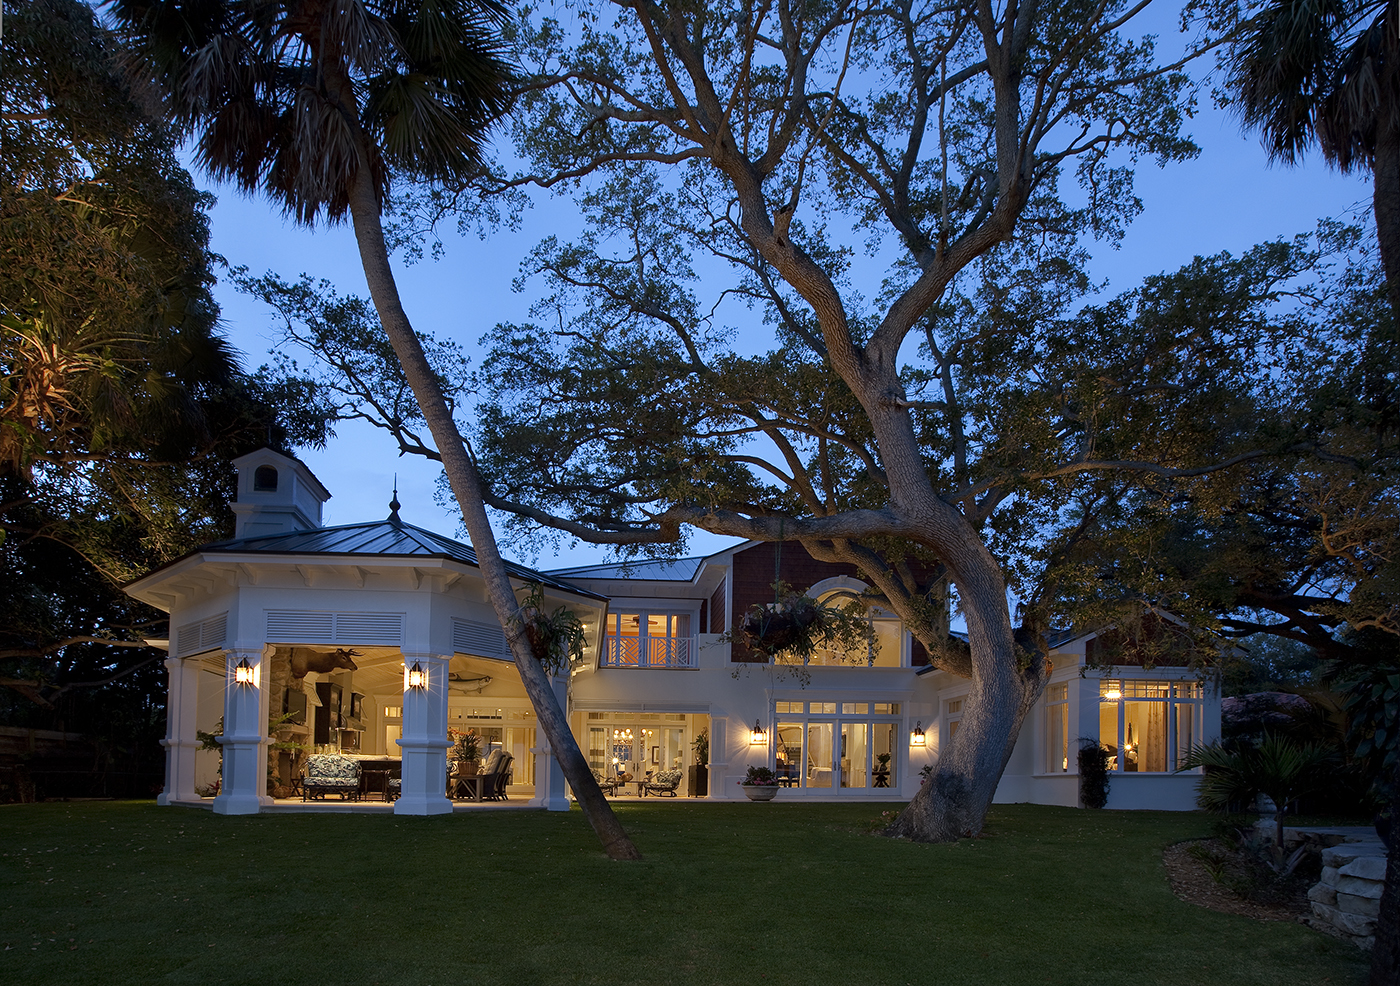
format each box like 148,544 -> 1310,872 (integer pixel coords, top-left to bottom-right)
389,474 -> 401,524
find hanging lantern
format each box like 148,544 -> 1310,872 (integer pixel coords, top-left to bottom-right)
750,719 -> 766,745
910,721 -> 926,747
233,657 -> 255,686
406,661 -> 427,690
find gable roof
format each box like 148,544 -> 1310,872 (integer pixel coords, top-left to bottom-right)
133,517 -> 603,599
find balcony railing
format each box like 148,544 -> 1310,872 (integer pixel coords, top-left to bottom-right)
601,635 -> 697,669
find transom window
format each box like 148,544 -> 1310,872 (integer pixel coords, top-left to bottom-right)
1099,678 -> 1205,772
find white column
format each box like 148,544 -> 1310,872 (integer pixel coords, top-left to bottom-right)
529,674 -> 571,812
213,647 -> 272,815
157,656 -> 200,805
394,653 -> 452,816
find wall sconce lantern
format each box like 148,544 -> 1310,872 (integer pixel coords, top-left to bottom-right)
406,661 -> 427,690
749,719 -> 766,745
233,657 -> 255,686
910,721 -> 926,747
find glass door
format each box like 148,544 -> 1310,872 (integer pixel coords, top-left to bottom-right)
806,722 -> 834,788
775,723 -> 803,786
840,722 -> 867,788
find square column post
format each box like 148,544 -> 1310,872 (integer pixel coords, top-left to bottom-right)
529,673 -> 571,812
213,647 -> 272,815
394,653 -> 452,816
158,655 -> 200,805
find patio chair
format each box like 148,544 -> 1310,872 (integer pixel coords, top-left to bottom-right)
593,769 -> 621,796
302,754 -> 361,801
481,753 -> 513,801
643,767 -> 682,797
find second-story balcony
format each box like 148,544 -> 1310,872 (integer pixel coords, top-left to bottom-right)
601,634 -> 698,669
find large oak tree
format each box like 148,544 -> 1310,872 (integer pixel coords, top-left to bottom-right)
450,0 -> 1247,840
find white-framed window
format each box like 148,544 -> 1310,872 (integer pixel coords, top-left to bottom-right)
945,698 -> 964,739
602,610 -> 697,668
772,699 -> 902,791
1098,678 -> 1204,772
1045,682 -> 1069,773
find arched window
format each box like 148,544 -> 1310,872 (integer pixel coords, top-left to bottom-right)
253,465 -> 279,491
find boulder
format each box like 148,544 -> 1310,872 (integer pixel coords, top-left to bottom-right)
1337,893 -> 1382,918
1338,855 -> 1388,882
1308,883 -> 1338,906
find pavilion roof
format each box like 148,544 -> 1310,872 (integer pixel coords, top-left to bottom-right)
186,518 -> 603,599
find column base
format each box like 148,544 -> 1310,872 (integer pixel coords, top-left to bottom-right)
212,792 -> 273,815
393,795 -> 454,816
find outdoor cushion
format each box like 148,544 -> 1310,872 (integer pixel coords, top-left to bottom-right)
645,768 -> 682,795
303,754 -> 361,799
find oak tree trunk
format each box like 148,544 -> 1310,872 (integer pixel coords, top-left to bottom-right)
883,557 -> 1048,840
342,166 -> 640,860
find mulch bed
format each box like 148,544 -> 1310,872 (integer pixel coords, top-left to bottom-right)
1162,838 -> 1310,923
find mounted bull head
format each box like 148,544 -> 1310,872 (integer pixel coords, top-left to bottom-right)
288,647 -> 360,679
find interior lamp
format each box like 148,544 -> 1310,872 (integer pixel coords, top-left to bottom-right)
910,721 -> 926,747
406,661 -> 427,690
233,657 -> 255,686
749,719 -> 766,745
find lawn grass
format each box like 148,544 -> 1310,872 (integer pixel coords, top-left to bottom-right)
0,801 -> 1366,986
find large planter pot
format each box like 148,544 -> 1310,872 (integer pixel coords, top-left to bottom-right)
741,784 -> 778,802
688,765 -> 708,797
457,760 -> 479,777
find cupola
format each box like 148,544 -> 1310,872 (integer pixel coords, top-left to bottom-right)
230,448 -> 331,538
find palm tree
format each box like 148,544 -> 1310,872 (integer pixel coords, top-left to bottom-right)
1178,733 -> 1338,849
112,0 -> 640,859
1227,0 -> 1400,313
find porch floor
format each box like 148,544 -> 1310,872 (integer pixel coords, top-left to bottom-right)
166,797 -> 539,813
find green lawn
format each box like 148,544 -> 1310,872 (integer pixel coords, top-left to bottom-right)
0,801 -> 1366,986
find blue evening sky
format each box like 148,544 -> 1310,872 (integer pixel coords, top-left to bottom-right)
199,34 -> 1372,573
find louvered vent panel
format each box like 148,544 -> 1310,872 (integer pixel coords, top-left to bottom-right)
204,613 -> 228,649
333,612 -> 403,644
453,618 -> 509,659
266,610 -> 335,642
176,612 -> 229,656
175,621 -> 200,656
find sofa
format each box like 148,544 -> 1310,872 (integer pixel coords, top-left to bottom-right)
302,754 -> 362,800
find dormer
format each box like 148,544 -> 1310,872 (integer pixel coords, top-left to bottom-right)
230,448 -> 331,539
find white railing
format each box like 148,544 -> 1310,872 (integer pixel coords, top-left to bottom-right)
601,635 -> 697,669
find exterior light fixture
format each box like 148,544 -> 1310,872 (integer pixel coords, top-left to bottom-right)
750,719 -> 766,745
234,657 -> 255,686
910,721 -> 926,747
406,661 -> 427,690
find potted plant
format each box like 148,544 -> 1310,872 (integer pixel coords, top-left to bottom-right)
734,581 -> 876,664
689,728 -> 709,797
739,764 -> 780,801
874,752 -> 891,787
449,728 -> 481,776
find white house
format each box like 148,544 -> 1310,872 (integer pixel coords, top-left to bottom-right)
127,448 -> 1221,815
